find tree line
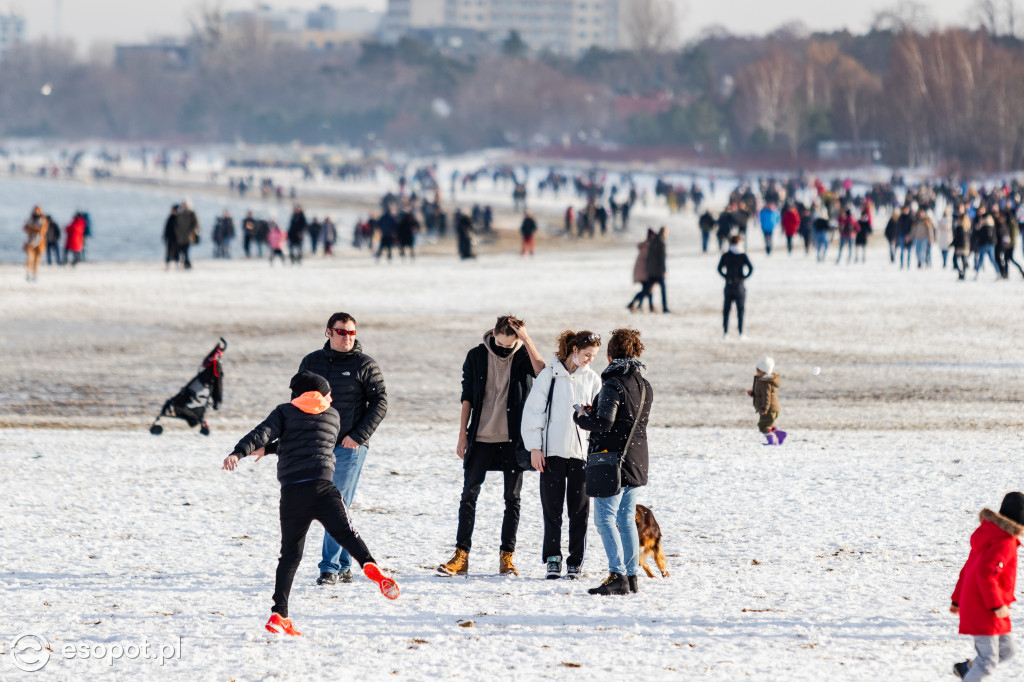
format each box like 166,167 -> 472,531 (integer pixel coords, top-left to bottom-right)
2,9 -> 1024,171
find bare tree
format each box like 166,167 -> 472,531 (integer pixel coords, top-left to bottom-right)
970,0 -> 1022,38
624,0 -> 682,52
871,0 -> 933,33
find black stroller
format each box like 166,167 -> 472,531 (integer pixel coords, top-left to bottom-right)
149,338 -> 226,436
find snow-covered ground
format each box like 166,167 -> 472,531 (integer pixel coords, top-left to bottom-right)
0,426 -> 1020,680
3,190 -> 1024,679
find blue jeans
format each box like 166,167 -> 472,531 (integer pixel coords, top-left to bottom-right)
835,236 -> 852,263
899,240 -> 912,268
975,245 -> 997,274
318,444 -> 368,574
914,238 -> 930,267
814,230 -> 828,260
593,486 -> 640,576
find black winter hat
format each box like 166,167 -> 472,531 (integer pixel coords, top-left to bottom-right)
999,492 -> 1024,526
289,371 -> 330,399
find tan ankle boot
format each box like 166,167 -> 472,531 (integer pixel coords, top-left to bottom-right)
499,550 -> 519,576
437,548 -> 469,576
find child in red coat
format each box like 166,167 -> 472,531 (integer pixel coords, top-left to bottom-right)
951,492 -> 1024,680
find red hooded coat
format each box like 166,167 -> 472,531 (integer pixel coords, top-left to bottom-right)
782,207 -> 800,237
952,509 -> 1022,635
65,216 -> 86,253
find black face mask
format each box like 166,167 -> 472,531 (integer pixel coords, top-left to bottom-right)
489,337 -> 513,358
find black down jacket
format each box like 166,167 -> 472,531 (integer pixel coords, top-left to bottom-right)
298,341 -> 388,446
574,359 -> 653,488
231,403 -> 341,486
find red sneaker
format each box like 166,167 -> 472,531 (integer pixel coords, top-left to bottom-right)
265,613 -> 302,636
363,563 -> 400,600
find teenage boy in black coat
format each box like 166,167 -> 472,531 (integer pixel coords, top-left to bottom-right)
222,371 -> 398,637
437,315 -> 544,577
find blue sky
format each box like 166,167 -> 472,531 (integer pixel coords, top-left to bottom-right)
4,0 -> 982,48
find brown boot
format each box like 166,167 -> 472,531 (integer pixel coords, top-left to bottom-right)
499,551 -> 519,576
437,548 -> 469,576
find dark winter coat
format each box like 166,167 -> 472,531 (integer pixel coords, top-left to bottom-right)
952,508 -> 1022,636
213,217 -> 235,244
297,340 -> 387,446
231,399 -> 341,487
174,209 -> 199,245
163,213 -> 178,245
646,234 -> 667,278
574,359 -> 653,488
287,212 -> 307,245
718,250 -> 754,288
461,336 -> 537,468
520,216 -> 538,239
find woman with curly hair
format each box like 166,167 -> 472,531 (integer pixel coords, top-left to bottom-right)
574,328 -> 653,595
521,330 -> 603,580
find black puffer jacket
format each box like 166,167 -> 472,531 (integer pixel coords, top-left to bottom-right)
298,340 -> 387,446
574,359 -> 653,488
232,403 -> 341,486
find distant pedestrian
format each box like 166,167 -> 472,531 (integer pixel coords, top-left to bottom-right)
645,227 -> 669,313
627,230 -> 654,313
717,235 -> 753,339
23,205 -> 48,281
174,201 -> 200,270
747,356 -> 785,445
46,214 -> 62,265
64,213 -> 86,267
288,205 -> 307,265
520,212 -> 538,256
268,221 -> 286,265
163,204 -> 179,270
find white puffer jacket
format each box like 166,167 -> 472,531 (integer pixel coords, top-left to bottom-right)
520,355 -> 602,461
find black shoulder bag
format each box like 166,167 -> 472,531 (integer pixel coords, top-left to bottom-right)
515,373 -> 556,471
585,380 -> 646,498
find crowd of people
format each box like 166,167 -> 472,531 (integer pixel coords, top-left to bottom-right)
689,174 -> 1024,283
160,203 -> 341,269
21,205 -> 92,281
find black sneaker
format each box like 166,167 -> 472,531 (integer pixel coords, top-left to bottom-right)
564,565 -> 581,580
316,572 -> 338,586
338,570 -> 354,584
545,556 -> 562,580
587,573 -> 629,595
953,660 -> 971,679
627,575 -> 639,593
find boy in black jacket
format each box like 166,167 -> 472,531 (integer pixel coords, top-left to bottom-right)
222,371 -> 399,636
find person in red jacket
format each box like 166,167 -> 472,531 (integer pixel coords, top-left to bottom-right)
950,491 -> 1024,680
781,203 -> 800,255
64,213 -> 87,267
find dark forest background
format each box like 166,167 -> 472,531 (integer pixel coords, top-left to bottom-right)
4,0 -> 1024,170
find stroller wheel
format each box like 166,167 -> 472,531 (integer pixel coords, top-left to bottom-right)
200,425 -> 211,436
149,424 -> 164,435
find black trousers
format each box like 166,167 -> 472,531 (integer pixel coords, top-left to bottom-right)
273,480 -> 374,617
456,442 -> 523,554
724,285 -> 746,334
539,457 -> 589,567
647,277 -> 668,311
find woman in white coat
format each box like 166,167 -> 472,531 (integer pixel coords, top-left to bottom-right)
521,330 -> 603,579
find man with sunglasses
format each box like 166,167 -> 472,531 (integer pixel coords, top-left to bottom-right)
296,312 -> 388,586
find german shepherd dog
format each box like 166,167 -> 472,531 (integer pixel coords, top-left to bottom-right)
635,504 -> 669,578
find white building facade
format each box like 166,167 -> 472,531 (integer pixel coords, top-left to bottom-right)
0,12 -> 25,57
386,0 -> 621,54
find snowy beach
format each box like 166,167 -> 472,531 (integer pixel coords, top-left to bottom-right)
3,189 -> 1024,679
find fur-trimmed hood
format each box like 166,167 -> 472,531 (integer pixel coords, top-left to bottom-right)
980,508 -> 1024,538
